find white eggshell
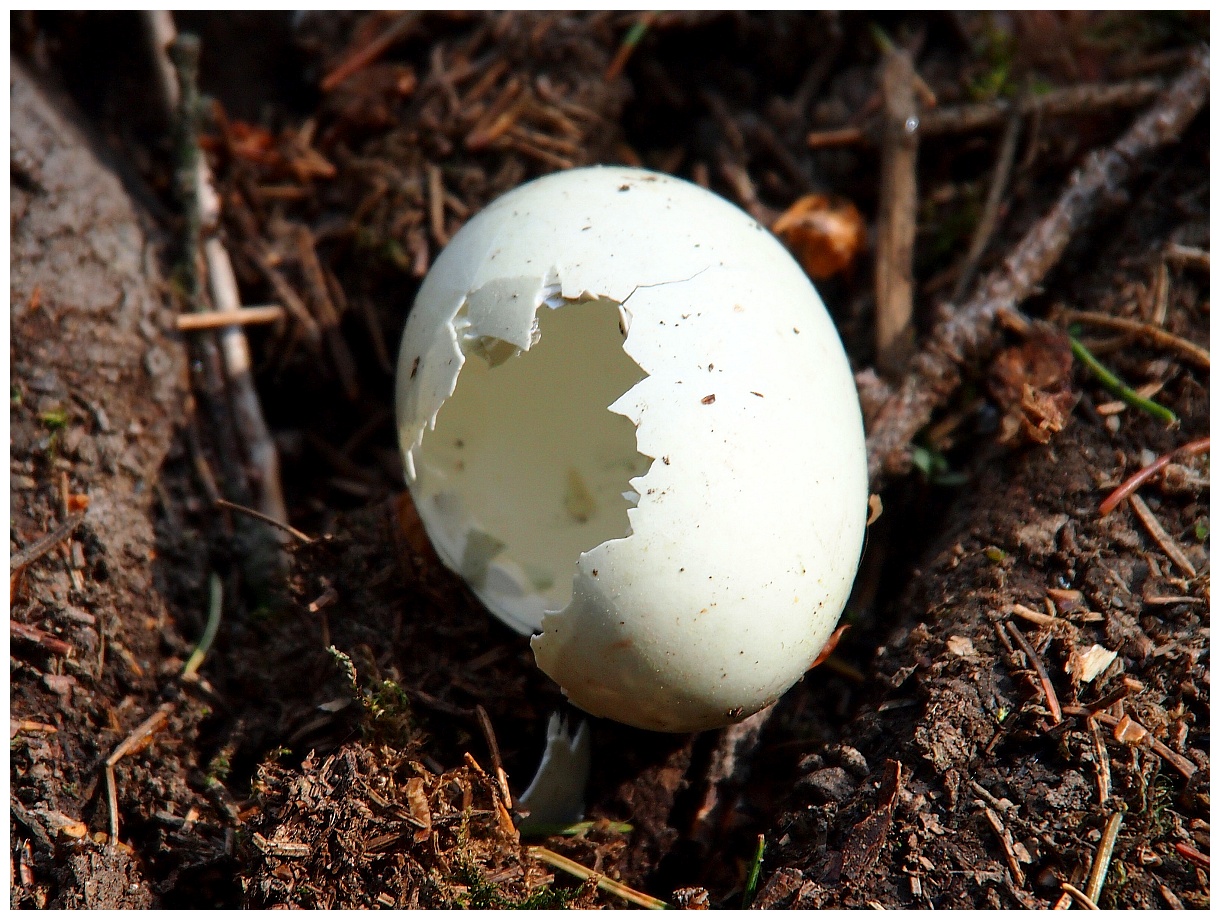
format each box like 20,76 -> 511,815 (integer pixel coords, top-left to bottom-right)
396,166 -> 867,732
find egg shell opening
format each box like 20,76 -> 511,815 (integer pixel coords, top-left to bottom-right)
395,166 -> 867,732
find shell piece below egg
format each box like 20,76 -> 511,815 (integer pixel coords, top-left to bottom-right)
395,166 -> 867,733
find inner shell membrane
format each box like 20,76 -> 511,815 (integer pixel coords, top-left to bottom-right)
414,296 -> 651,634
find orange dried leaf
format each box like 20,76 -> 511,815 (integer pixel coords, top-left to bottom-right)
772,194 -> 866,280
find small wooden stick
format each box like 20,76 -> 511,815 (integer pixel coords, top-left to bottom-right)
1099,437 -> 1210,516
1060,308 -> 1209,369
874,46 -> 919,377
952,103 -> 1022,302
104,702 -> 175,848
1092,712 -> 1197,778
1062,882 -> 1101,910
1005,621 -> 1063,723
1085,812 -> 1123,906
982,805 -> 1026,888
1128,494 -> 1197,577
866,52 -> 1209,488
214,498 -> 314,545
1164,242 -> 1209,271
10,513 -> 85,574
807,77 -> 1166,147
320,11 -> 420,92
176,305 -> 285,331
528,845 -> 668,910
474,704 -> 512,809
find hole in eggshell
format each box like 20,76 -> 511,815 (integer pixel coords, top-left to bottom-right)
411,296 -> 651,633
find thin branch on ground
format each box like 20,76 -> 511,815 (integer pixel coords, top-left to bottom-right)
104,702 -> 176,847
1005,621 -> 1063,724
952,103 -> 1022,302
1128,494 -> 1197,577
214,498 -> 314,545
874,46 -> 920,377
475,704 -> 513,809
1099,436 -> 1210,516
176,305 -> 285,331
1164,242 -> 1209,271
1062,881 -> 1101,910
528,845 -> 668,910
807,76 -> 1166,147
1060,308 -> 1209,369
10,513 -> 85,574
1085,812 -> 1123,906
865,51 -> 1209,488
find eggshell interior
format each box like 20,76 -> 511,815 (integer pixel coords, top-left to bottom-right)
396,166 -> 867,732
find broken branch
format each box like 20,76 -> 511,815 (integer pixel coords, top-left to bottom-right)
865,51 -> 1209,488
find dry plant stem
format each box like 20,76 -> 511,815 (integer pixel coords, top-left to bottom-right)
1164,242 -> 1209,271
10,512 -> 85,574
1062,882 -> 1101,910
1005,621 -> 1063,724
104,702 -> 176,847
528,845 -> 667,910
982,806 -> 1026,888
295,224 -> 361,400
865,52 -> 1210,488
320,11 -> 420,92
10,621 -> 73,656
1091,712 -> 1197,778
1085,812 -> 1123,906
952,105 -> 1022,302
176,305 -> 285,331
1089,718 -> 1112,804
1128,494 -> 1197,577
1060,308 -> 1210,369
474,704 -> 513,809
206,238 -> 289,527
214,498 -> 314,545
1099,436 -> 1210,515
807,77 -> 1166,147
874,47 -> 919,378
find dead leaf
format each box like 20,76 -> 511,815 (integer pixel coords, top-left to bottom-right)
772,194 -> 866,280
988,324 -> 1078,445
405,777 -> 432,843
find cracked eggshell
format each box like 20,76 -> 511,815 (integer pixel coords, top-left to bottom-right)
396,166 -> 867,733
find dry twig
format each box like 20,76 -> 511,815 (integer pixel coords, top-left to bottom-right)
176,305 -> 285,331
1060,308 -> 1209,369
1062,881 -> 1101,910
528,845 -> 667,910
214,498 -> 313,545
104,702 -> 176,846
952,104 -> 1022,302
1005,621 -> 1063,724
1128,494 -> 1197,578
1099,436 -> 1210,516
874,46 -> 919,377
1085,812 -> 1123,906
10,513 -> 85,574
807,77 -> 1166,147
865,52 -> 1210,487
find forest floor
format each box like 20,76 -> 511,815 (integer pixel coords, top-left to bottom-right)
9,11 -> 1210,909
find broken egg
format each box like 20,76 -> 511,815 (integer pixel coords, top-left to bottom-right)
396,166 -> 866,732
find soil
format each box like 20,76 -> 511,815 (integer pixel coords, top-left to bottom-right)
9,12 -> 1210,909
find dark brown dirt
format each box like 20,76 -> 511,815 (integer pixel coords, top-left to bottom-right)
10,12 -> 1210,910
